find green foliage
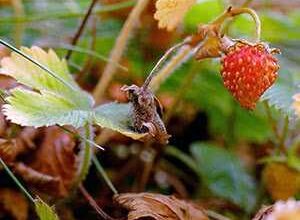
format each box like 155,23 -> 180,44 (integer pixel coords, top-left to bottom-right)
261,70 -> 299,119
4,88 -> 92,128
35,198 -> 59,220
1,46 -> 93,128
0,45 -> 144,139
184,0 -> 224,32
191,143 -> 257,213
94,102 -> 145,140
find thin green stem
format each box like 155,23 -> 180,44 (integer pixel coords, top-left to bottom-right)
75,123 -> 93,186
58,44 -> 127,72
92,156 -> 118,195
164,146 -> 198,174
0,39 -> 76,91
0,158 -> 35,203
212,7 -> 261,42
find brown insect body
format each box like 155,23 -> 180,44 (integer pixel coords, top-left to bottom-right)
121,84 -> 170,144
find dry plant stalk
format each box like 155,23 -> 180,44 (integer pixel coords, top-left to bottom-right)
93,0 -> 150,102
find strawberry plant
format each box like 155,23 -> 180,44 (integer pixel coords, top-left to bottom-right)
0,0 -> 299,220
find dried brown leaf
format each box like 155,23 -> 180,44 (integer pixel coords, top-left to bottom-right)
0,127 -> 38,164
17,126 -> 78,198
114,193 -> 209,220
0,188 -> 29,220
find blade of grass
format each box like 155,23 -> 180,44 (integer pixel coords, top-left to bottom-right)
0,158 -> 35,203
59,44 -> 128,72
92,156 -> 118,195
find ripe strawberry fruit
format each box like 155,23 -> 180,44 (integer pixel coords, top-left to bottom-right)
220,41 -> 280,109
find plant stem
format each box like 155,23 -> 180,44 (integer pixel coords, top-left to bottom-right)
79,184 -> 118,220
142,40 -> 190,90
56,44 -> 127,71
75,123 -> 93,186
92,156 -> 118,195
65,0 -> 98,60
149,45 -> 192,91
93,0 -> 150,102
164,146 -> 198,173
212,7 -> 261,42
0,158 -> 35,203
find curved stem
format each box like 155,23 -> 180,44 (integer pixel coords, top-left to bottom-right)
74,123 -> 93,186
229,7 -> 261,42
79,184 -> 119,220
92,156 -> 118,195
212,7 -> 261,42
142,39 -> 191,90
149,45 -> 192,91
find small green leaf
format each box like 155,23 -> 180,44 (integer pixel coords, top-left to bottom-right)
1,46 -> 93,128
35,198 -> 59,220
4,88 -> 92,128
191,143 -> 257,213
94,102 -> 146,140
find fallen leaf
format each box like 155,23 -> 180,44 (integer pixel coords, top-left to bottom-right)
114,193 -> 209,220
0,127 -> 39,164
0,188 -> 29,220
15,126 -> 78,198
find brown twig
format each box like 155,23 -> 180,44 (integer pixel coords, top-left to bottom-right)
77,16 -> 98,83
79,184 -> 119,220
65,0 -> 98,60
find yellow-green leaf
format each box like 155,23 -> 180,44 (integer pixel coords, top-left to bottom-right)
34,198 -> 59,220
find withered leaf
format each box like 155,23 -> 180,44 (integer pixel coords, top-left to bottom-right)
18,126 -> 78,198
0,188 -> 29,220
114,193 -> 209,220
0,127 -> 38,164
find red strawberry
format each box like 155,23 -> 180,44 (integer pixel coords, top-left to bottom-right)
220,41 -> 280,109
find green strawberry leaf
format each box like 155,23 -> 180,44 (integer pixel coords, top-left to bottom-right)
0,45 -> 145,141
191,142 -> 257,213
0,46 -> 93,128
4,88 -> 92,128
93,102 -> 146,140
34,198 -> 59,220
